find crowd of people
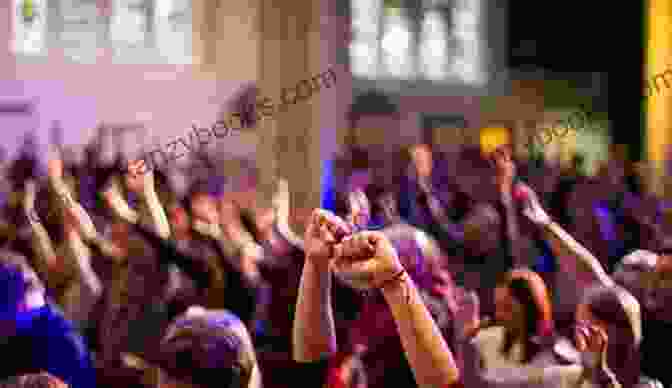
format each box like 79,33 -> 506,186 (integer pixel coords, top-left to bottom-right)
0,91 -> 670,388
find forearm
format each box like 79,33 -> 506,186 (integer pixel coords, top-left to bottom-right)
292,259 -> 336,362
542,222 -> 613,286
65,230 -> 102,299
103,177 -> 139,224
28,217 -> 58,273
137,187 -> 171,240
382,272 -> 460,387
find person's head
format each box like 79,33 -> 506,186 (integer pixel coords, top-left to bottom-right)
461,203 -> 501,255
365,183 -> 398,224
495,269 -> 553,361
577,285 -> 641,388
0,372 -> 68,388
620,247 -> 672,322
155,307 -> 259,388
348,91 -> 400,136
409,144 -> 433,178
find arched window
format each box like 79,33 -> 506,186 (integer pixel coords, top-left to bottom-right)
350,0 -> 484,85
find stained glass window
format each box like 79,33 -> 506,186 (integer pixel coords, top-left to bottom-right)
58,0 -> 102,63
350,0 -> 484,84
12,0 -> 192,64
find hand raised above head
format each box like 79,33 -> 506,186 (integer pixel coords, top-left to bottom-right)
124,158 -> 154,195
517,184 -> 552,227
331,231 -> 403,290
304,209 -> 351,265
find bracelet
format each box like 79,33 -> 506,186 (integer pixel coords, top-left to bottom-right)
375,269 -> 407,290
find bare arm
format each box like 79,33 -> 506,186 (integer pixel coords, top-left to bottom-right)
542,222 -> 614,287
293,258 -> 335,362
292,210 -> 347,362
102,175 -> 140,224
381,270 -> 460,387
519,184 -> 614,287
129,161 -> 171,239
23,180 -> 59,281
335,231 -> 460,388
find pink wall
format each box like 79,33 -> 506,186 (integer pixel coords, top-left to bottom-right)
0,0 -> 255,161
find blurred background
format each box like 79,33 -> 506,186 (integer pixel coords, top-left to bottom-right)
0,0 -> 664,228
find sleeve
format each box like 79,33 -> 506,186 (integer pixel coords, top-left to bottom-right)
460,336 -> 583,388
295,359 -> 330,388
38,309 -> 97,388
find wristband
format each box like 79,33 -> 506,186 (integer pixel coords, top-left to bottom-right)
374,269 -> 406,290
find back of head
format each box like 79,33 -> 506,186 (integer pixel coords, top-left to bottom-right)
498,269 -> 554,362
583,285 -> 641,388
155,307 -> 257,388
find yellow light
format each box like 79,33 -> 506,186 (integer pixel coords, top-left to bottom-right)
480,127 -> 511,155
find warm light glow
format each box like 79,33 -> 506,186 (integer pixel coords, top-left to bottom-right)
480,127 -> 510,155
646,0 -> 672,196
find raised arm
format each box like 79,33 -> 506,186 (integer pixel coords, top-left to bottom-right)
333,231 -> 460,387
45,156 -> 105,322
23,180 -> 59,277
518,184 -> 614,287
292,209 -> 350,362
125,160 -> 171,239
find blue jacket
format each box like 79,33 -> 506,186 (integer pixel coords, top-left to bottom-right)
1,304 -> 97,388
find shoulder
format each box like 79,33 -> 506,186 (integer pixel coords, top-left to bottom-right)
472,326 -> 505,350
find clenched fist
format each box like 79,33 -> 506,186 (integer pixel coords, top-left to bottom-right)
332,231 -> 404,290
304,209 -> 352,266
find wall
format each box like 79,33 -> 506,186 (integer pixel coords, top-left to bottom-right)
0,0 -> 258,162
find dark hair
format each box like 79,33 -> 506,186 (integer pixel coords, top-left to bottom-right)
348,91 -> 399,128
583,286 -> 640,388
497,271 -> 554,363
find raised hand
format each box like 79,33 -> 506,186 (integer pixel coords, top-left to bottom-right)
304,209 -> 351,266
346,190 -> 370,231
517,183 -> 552,227
331,231 -> 403,290
575,323 -> 609,375
47,153 -> 64,180
124,159 -> 152,195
